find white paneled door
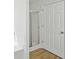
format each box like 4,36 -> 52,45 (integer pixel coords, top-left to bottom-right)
40,1 -> 64,58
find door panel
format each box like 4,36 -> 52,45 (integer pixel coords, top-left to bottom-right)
40,1 -> 64,58
53,2 -> 65,57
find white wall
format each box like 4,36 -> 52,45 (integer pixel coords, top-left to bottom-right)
14,0 -> 29,59
14,0 -> 29,50
14,0 -> 25,50
14,50 -> 24,59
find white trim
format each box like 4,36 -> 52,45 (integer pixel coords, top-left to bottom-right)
29,44 -> 42,52
14,45 -> 24,52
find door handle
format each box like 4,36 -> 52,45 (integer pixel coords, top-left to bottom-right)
61,32 -> 64,34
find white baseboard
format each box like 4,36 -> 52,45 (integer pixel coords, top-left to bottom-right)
29,44 -> 42,52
